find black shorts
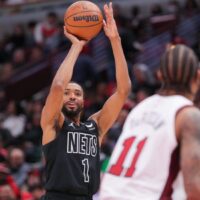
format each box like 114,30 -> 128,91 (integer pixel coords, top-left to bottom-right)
40,191 -> 93,200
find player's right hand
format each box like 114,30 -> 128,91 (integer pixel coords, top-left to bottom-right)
103,2 -> 120,40
63,26 -> 87,47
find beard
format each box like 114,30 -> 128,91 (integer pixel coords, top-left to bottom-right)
62,104 -> 83,118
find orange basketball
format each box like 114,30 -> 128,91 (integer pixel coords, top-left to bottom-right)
64,1 -> 103,40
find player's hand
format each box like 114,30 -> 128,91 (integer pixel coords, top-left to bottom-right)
103,2 -> 120,40
63,26 -> 87,47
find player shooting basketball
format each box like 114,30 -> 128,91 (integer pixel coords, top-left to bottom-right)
40,3 -> 131,200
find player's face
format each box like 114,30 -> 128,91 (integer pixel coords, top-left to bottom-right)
63,83 -> 84,117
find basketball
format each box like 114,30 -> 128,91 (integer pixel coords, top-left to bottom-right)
64,1 -> 103,40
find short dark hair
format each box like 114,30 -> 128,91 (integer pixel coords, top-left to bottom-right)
68,81 -> 85,97
160,44 -> 199,92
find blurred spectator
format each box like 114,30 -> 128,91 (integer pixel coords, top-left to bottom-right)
94,82 -> 109,108
0,164 -> 21,199
150,3 -> 164,16
120,29 -> 139,61
12,48 -> 26,69
0,164 -> 10,185
23,108 -> 42,163
28,46 -> 44,64
24,112 -> 42,146
26,170 -> 42,188
71,55 -> 96,87
166,0 -> 181,15
135,87 -> 152,103
7,148 -> 31,188
7,25 -> 26,52
2,101 -> 26,138
171,34 -> 187,45
0,88 -> 7,112
26,21 -> 37,47
112,4 -> 129,28
34,12 -> 60,52
31,100 -> 43,115
29,184 -> 44,200
0,116 -> 12,149
112,4 -> 137,61
0,41 -> 9,64
130,6 -> 144,38
0,63 -> 14,84
0,136 -> 8,162
0,184 -> 17,200
131,63 -> 157,92
107,108 -> 129,143
83,81 -> 110,119
23,99 -> 43,120
57,22 -> 70,48
184,0 -> 199,16
0,180 -> 33,200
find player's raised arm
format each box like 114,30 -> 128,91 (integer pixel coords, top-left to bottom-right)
41,29 -> 86,145
90,3 -> 131,141
177,107 -> 200,199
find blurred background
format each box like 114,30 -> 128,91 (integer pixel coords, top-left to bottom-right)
0,0 -> 200,199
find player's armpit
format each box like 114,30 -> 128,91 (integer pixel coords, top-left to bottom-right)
41,111 -> 64,145
179,107 -> 200,200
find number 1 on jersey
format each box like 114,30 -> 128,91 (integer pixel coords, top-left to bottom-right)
82,158 -> 89,182
109,136 -> 147,177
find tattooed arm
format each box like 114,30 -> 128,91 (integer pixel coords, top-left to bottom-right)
176,107 -> 200,200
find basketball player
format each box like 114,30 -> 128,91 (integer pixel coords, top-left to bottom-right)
100,45 -> 200,200
40,3 -> 131,200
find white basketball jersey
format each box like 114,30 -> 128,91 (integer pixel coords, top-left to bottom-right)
100,94 -> 193,200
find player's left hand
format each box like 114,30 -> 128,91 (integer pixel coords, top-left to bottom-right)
103,2 -> 120,40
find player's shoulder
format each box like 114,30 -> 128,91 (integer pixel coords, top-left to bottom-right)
176,106 -> 200,139
177,106 -> 200,123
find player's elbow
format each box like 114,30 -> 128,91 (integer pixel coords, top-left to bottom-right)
125,80 -> 132,94
51,80 -> 65,92
118,80 -> 132,97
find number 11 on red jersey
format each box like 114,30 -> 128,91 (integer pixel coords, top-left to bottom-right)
109,136 -> 147,177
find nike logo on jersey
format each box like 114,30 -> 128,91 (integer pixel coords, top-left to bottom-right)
85,123 -> 93,128
85,122 -> 95,131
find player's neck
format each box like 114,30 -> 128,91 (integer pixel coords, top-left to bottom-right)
158,90 -> 194,100
66,115 -> 81,125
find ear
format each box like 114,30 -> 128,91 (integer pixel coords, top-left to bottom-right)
156,70 -> 163,82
